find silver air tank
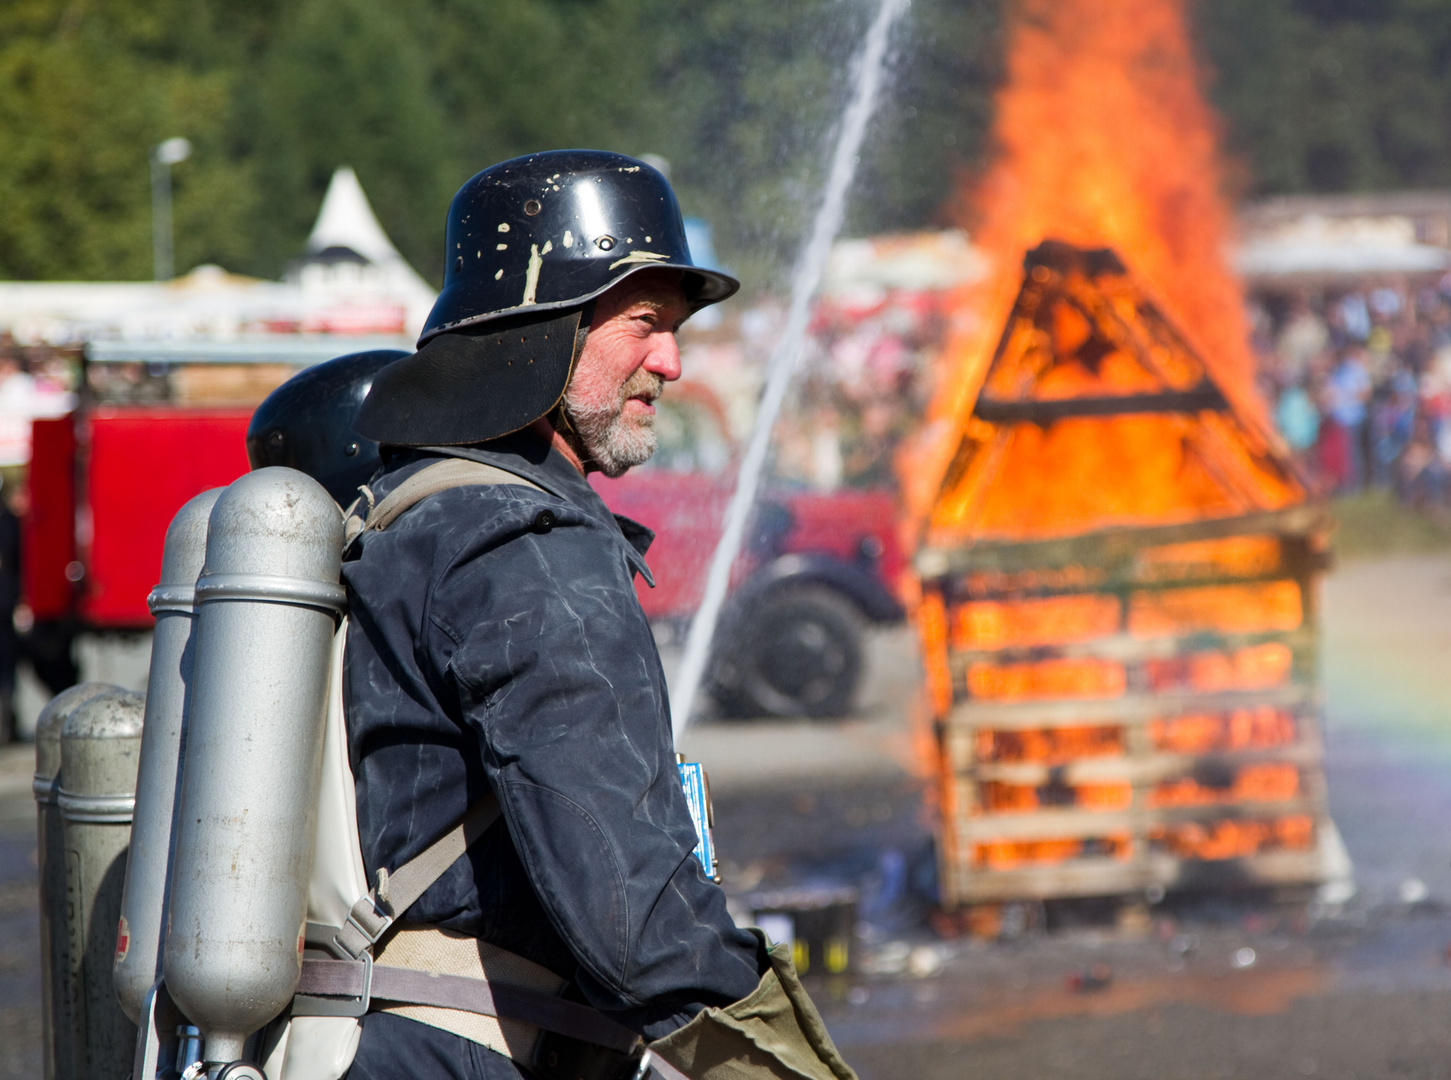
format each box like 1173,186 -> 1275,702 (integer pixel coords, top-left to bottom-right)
59,685 -> 148,1078
114,488 -> 221,1022
34,682 -> 116,1080
163,468 -> 344,1071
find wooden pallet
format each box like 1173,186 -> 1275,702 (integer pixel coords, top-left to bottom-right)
921,505 -> 1345,908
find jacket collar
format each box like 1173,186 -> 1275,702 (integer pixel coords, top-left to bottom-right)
381,432 -> 657,582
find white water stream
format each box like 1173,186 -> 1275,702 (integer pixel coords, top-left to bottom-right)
671,0 -> 908,739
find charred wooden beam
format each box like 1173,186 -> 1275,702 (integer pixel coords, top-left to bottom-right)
957,741 -> 1326,785
940,848 -> 1330,904
946,684 -> 1318,730
944,625 -> 1318,671
946,798 -> 1323,842
948,564 -> 1329,603
917,502 -> 1333,580
972,382 -> 1228,423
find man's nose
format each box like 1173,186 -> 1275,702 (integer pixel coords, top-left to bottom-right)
644,331 -> 682,382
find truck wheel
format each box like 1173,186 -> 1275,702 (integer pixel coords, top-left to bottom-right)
720,585 -> 863,718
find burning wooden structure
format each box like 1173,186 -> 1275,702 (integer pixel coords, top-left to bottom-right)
914,241 -> 1343,907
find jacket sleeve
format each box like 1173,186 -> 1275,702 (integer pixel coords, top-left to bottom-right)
430,498 -> 765,1039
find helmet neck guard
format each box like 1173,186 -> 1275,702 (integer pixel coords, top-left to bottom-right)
354,307 -> 588,448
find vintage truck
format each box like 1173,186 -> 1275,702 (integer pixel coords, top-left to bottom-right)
24,378 -> 905,718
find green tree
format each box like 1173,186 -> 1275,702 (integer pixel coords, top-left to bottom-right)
0,0 -> 258,279
1196,0 -> 1451,194
236,0 -> 458,279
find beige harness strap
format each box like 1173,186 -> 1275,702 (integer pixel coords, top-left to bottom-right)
373,925 -> 567,1063
342,457 -> 545,546
331,796 -> 502,960
319,455 -> 688,1076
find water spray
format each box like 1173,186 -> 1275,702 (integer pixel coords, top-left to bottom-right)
671,0 -> 907,739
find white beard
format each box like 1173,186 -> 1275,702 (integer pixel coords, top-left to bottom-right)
562,369 -> 663,478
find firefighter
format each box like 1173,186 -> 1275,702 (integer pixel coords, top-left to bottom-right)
341,151 -> 857,1080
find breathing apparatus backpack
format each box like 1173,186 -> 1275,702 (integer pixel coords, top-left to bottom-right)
116,462 -> 692,1080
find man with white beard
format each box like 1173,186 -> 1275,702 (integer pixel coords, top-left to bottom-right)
340,151 -> 856,1080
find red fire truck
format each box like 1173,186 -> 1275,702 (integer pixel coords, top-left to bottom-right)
24,380 -> 905,718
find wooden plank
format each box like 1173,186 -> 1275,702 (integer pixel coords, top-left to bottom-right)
946,564 -> 1329,603
945,859 -> 1151,904
972,383 -> 1227,423
945,626 -> 1315,670
944,685 -> 1317,731
944,847 -> 1330,904
945,797 -> 1320,842
956,739 -> 1325,784
917,502 -> 1333,580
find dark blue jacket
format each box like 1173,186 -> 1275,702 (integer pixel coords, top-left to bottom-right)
341,433 -> 763,1053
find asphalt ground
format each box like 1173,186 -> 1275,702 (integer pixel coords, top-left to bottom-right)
3,553 -> 1451,1078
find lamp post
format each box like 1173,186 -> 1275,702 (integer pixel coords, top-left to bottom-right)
150,137 -> 191,281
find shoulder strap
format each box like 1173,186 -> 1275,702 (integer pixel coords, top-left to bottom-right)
333,456 -> 549,957
332,795 -> 502,961
343,458 -> 546,547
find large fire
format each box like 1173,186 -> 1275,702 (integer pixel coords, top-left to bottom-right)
903,0 -> 1264,542
908,0 -> 1338,907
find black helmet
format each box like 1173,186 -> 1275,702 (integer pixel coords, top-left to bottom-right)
354,149 -> 738,449
421,149 -> 737,343
246,349 -> 405,506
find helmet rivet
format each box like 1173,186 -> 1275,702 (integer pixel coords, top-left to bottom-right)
345,443 -> 359,457
455,256 -> 464,272
596,235 -> 616,251
524,199 -> 542,216
267,430 -> 285,451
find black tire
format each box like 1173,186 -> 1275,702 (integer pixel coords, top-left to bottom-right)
714,585 -> 864,718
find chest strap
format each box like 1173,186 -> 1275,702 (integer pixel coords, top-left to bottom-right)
296,954 -> 688,1079
330,795 -> 503,960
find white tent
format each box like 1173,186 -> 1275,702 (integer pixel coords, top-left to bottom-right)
0,166 -> 437,350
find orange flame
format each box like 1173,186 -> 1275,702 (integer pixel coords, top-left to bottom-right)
974,834 -> 1132,870
1144,644 -> 1293,694
967,657 -> 1125,701
1129,581 -> 1302,638
903,0 -> 1258,536
976,725 -> 1124,764
1150,764 -> 1301,808
1151,816 -> 1314,860
1150,707 -> 1297,755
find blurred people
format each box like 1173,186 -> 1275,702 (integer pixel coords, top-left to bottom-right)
1275,378 -> 1320,463
1320,347 -> 1371,492
1275,294 -> 1329,385
1258,276 -> 1451,515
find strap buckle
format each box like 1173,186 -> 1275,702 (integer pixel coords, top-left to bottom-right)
293,952 -> 373,1018
332,894 -> 393,960
630,1050 -> 654,1080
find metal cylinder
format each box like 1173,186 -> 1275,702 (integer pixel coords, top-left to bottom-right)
35,682 -> 118,1080
59,685 -> 147,1079
163,467 -> 344,1068
114,488 -> 222,1022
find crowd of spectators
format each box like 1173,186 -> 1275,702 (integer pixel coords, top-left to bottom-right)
1253,279 -> 1451,509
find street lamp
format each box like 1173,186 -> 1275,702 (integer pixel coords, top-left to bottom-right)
150,137 -> 192,281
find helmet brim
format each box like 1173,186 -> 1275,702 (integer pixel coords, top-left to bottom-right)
418,262 -> 739,347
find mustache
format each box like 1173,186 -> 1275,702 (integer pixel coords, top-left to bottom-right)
620,369 -> 665,406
